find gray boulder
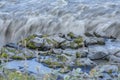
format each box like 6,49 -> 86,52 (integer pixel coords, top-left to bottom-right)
88,46 -> 109,60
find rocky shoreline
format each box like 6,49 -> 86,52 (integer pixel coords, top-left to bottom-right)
0,32 -> 120,80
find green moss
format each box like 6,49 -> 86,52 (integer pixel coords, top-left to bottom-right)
20,34 -> 36,46
1,53 -> 9,58
76,52 -> 81,58
52,39 -> 58,47
74,37 -> 83,44
26,34 -> 36,41
41,34 -> 49,38
97,41 -> 105,45
59,66 -> 70,74
42,59 -> 63,68
74,37 -> 83,47
67,32 -> 75,38
27,42 -> 36,49
6,48 -> 16,53
12,55 -> 24,60
46,38 -> 58,47
12,54 -> 33,60
0,70 -> 35,80
46,39 -> 52,44
1,48 -> 5,53
75,59 -> 82,67
108,70 -> 113,74
57,55 -> 68,62
0,48 -> 9,58
60,42 -> 67,48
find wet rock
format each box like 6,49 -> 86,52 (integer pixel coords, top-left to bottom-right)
41,58 -> 64,68
85,37 -> 105,46
59,66 -> 71,73
91,65 -> 119,80
67,32 -> 75,38
75,58 -> 96,67
88,46 -> 109,60
60,41 -> 75,49
60,39 -> 83,49
49,35 -> 66,44
26,34 -> 66,50
99,65 -> 118,73
26,37 -> 55,50
55,48 -> 88,58
94,31 -> 116,39
37,51 -> 52,56
0,47 -> 35,61
12,48 -> 34,60
22,33 -> 83,50
115,52 -> 120,57
108,47 -> 120,55
84,32 -> 94,37
5,43 -> 23,50
109,55 -> 120,63
98,73 -> 113,80
61,32 -> 78,41
62,49 -> 77,56
31,37 -> 44,47
57,54 -> 69,62
52,49 -> 63,55
76,48 -> 88,58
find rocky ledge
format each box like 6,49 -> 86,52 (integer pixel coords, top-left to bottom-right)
0,32 -> 120,80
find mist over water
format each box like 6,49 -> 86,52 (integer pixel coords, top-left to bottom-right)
0,0 -> 120,47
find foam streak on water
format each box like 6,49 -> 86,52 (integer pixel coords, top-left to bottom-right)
0,0 -> 120,47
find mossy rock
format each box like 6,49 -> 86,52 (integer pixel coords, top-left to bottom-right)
0,69 -> 35,80
26,41 -> 36,49
0,47 -> 11,59
60,41 -> 76,49
42,59 -> 64,68
57,54 -> 68,62
19,34 -> 37,46
11,52 -> 33,60
39,51 -> 53,56
67,32 -> 75,39
75,59 -> 82,67
46,38 -> 58,47
12,55 -> 24,60
76,52 -> 81,58
1,52 -> 9,58
60,36 -> 83,49
0,47 -> 34,60
59,66 -> 71,74
74,37 -> 83,44
97,40 -> 105,45
60,41 -> 68,49
70,42 -> 78,49
41,34 -> 49,38
26,37 -> 59,50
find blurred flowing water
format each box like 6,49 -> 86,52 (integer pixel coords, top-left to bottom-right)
0,0 -> 120,47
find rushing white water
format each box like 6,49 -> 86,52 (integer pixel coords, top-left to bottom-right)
0,0 -> 120,47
